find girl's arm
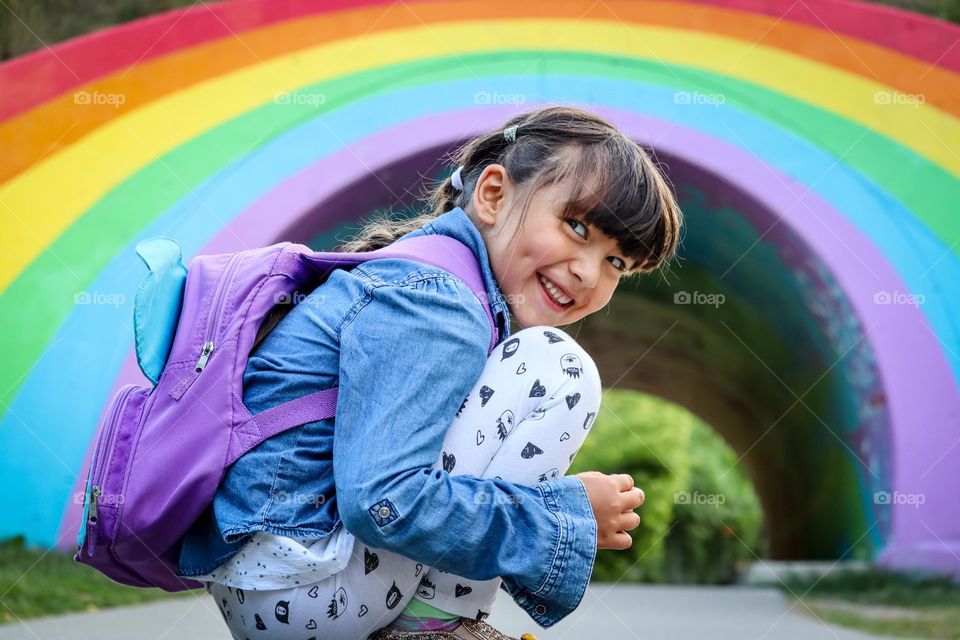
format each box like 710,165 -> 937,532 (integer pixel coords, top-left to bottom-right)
333,272 -> 596,628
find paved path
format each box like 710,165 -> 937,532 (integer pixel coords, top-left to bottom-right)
0,584 -> 914,639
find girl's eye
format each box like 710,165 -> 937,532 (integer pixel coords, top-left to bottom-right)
567,218 -> 627,271
566,218 -> 587,238
608,256 -> 627,271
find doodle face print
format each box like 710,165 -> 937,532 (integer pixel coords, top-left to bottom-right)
500,337 -> 520,360
495,410 -> 515,440
275,600 -> 290,624
538,468 -> 559,482
417,578 -> 436,599
326,587 -> 347,619
525,407 -> 546,421
385,581 -> 403,609
561,353 -> 584,378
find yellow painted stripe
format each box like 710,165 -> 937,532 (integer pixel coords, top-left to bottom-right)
2,18 -> 958,293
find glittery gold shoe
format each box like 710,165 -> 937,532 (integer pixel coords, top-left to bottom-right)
368,617 -> 538,640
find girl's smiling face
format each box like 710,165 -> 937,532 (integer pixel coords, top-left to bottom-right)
467,162 -> 631,329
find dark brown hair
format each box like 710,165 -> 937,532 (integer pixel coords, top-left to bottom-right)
337,105 -> 683,274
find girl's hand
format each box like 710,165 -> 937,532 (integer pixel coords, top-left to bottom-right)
574,471 -> 645,550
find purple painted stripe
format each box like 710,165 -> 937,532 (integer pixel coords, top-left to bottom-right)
61,106 -> 960,572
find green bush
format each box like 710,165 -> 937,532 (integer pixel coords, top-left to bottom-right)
569,388 -> 765,583
663,420 -> 767,583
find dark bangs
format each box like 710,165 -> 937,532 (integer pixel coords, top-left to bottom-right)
412,105 -> 683,273
534,141 -> 680,274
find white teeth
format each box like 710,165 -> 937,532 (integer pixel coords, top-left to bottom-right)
538,274 -> 572,306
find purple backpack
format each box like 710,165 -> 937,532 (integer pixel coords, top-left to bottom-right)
74,234 -> 499,591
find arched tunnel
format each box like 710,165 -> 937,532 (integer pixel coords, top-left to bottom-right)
295,143 -> 890,562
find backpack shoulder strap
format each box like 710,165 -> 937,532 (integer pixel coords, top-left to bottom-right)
228,234 -> 501,465
298,234 -> 499,353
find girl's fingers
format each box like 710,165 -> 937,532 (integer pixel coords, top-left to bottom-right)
619,486 -> 645,509
618,511 -> 641,532
605,531 -> 633,550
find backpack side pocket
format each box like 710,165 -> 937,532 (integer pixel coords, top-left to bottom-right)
75,383 -> 151,586
133,237 -> 187,386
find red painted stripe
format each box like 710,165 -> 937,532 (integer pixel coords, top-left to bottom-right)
1,0 -> 957,122
699,0 -> 960,71
0,0 -> 383,121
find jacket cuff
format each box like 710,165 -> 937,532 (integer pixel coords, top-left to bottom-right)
501,475 -> 597,628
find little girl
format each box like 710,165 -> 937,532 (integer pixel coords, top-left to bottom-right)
177,105 -> 683,639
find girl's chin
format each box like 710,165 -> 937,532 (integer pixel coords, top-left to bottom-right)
513,309 -> 565,329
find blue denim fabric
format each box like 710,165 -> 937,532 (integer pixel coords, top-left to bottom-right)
177,207 -> 597,626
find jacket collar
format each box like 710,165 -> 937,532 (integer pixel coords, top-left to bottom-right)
409,206 -> 511,342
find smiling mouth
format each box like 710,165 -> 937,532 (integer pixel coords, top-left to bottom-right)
538,273 -> 574,308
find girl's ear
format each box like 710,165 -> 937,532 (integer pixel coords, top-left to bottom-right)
472,164 -> 510,228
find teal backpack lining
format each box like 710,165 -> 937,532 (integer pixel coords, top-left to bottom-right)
134,237 -> 187,385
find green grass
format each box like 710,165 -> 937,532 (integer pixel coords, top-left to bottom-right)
0,536 -> 193,623
772,570 -> 960,639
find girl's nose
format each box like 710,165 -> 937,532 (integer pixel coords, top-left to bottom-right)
570,254 -> 602,291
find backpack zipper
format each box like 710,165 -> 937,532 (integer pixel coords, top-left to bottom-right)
85,484 -> 101,556
169,254 -> 241,400
86,383 -> 136,556
88,486 -> 101,525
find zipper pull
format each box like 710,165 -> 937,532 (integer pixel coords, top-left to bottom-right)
89,485 -> 101,522
195,341 -> 214,372
87,486 -> 101,557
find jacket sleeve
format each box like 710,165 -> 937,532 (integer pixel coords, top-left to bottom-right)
332,271 -> 596,627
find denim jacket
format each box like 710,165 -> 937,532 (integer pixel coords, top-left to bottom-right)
177,207 -> 597,627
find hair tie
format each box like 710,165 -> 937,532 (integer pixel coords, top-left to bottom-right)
450,166 -> 465,191
503,125 -> 519,143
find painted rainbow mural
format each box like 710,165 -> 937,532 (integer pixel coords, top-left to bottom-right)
1,0 -> 958,576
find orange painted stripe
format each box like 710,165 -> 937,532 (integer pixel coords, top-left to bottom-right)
2,0 -> 957,186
